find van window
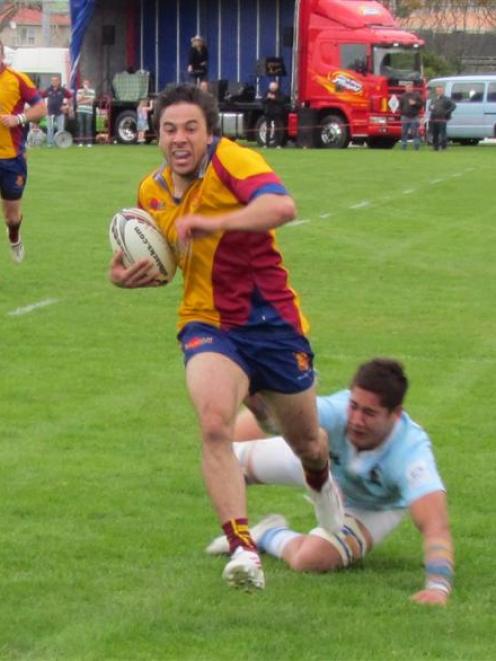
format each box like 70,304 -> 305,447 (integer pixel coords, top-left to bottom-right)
451,82 -> 485,103
487,83 -> 496,102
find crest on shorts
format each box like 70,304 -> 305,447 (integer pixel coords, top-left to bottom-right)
16,175 -> 25,188
294,351 -> 310,372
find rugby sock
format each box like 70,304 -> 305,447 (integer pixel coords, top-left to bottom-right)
304,461 -> 330,492
258,527 -> 301,559
7,221 -> 21,244
222,517 -> 257,554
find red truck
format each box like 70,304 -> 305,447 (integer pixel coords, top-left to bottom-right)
71,0 -> 424,149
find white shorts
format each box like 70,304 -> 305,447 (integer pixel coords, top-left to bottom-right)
234,436 -> 406,546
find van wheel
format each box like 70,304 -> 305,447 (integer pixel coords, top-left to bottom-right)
115,110 -> 138,144
319,114 -> 350,149
458,139 -> 480,146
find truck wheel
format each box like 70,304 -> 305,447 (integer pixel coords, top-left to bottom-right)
115,110 -> 138,144
319,114 -> 349,149
366,137 -> 397,149
255,116 -> 286,147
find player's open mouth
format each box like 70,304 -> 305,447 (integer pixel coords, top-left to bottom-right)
172,150 -> 191,163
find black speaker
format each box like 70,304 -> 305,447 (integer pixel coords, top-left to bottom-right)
255,57 -> 286,77
297,108 -> 319,149
102,25 -> 115,46
209,79 -> 228,102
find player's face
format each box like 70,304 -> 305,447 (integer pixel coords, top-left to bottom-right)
158,102 -> 213,179
346,387 -> 401,451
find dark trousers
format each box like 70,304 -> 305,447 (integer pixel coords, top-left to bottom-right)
431,119 -> 448,150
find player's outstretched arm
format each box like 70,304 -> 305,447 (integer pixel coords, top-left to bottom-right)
176,194 -> 296,241
109,250 -> 163,288
409,491 -> 454,606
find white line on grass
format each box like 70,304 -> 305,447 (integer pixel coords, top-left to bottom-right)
287,219 -> 310,227
349,201 -> 370,210
402,188 -> 416,194
7,298 -> 59,317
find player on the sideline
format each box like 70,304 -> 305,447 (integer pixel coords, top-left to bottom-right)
207,358 -> 455,606
109,84 -> 343,590
0,39 -> 46,263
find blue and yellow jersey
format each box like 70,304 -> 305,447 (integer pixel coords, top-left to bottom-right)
138,137 -> 309,334
0,66 -> 41,158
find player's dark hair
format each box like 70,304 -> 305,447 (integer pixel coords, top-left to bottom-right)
153,83 -> 219,134
351,358 -> 408,410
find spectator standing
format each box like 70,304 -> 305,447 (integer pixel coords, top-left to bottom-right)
76,79 -> 96,147
262,81 -> 286,148
136,98 -> 153,143
399,82 -> 423,151
187,35 -> 208,85
429,86 -> 457,151
42,75 -> 73,147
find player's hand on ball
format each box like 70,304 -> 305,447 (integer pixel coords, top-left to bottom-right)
410,588 -> 449,607
109,250 -> 163,288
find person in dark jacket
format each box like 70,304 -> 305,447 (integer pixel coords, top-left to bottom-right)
188,35 -> 208,85
399,82 -> 423,150
429,86 -> 457,151
262,81 -> 286,147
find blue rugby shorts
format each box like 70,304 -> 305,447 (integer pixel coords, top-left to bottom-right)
178,321 -> 315,394
0,155 -> 28,200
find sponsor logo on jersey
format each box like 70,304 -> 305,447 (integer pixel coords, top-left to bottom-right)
406,459 -> 430,488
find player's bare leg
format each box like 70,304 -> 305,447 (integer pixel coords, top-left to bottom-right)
186,352 -> 264,589
265,387 -> 344,533
3,198 -> 24,263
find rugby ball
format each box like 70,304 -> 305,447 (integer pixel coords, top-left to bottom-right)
109,208 -> 176,284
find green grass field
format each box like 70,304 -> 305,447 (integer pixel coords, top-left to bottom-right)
1,142 -> 496,660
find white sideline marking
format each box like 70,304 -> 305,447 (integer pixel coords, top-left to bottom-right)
287,219 -> 309,227
349,201 -> 370,210
8,298 -> 59,317
402,188 -> 416,194
430,178 -> 444,184
319,212 -> 332,219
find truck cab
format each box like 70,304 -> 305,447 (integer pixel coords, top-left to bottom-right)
294,0 -> 424,148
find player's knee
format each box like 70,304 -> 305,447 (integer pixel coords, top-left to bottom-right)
199,411 -> 232,445
287,545 -> 343,573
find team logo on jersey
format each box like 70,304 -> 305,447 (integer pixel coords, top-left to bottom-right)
183,336 -> 214,351
294,352 -> 310,372
149,197 -> 165,210
369,466 -> 382,486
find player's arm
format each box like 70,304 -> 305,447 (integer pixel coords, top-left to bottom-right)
176,193 -> 296,241
408,490 -> 454,607
0,98 -> 46,128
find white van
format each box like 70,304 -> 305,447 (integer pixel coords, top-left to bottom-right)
427,75 -> 496,144
8,47 -> 70,89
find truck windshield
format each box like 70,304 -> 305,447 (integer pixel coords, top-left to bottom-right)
373,47 -> 422,82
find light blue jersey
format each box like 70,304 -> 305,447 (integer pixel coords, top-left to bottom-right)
317,390 -> 445,511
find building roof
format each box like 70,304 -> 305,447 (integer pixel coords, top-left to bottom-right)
1,7 -> 70,28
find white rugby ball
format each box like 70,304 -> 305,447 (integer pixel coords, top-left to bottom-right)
109,207 -> 176,284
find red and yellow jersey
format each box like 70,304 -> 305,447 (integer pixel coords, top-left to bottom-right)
0,66 -> 41,159
138,137 -> 309,334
